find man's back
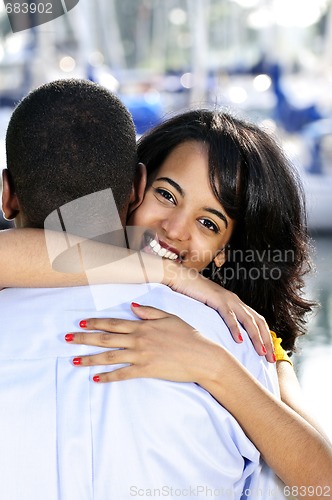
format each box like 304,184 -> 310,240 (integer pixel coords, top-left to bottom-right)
0,283 -> 283,500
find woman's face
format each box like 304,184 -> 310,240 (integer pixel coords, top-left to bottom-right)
128,141 -> 234,272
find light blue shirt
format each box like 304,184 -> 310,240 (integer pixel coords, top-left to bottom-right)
0,284 -> 284,499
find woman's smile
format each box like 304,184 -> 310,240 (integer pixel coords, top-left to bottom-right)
141,233 -> 180,261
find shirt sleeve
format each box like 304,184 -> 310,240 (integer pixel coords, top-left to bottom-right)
270,330 -> 293,365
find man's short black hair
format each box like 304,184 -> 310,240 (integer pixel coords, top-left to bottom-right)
6,79 -> 137,228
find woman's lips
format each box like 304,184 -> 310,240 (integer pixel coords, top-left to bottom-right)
142,233 -> 180,261
148,237 -> 179,260
158,239 -> 181,256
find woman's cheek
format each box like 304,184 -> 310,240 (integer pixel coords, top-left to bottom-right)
184,246 -> 209,272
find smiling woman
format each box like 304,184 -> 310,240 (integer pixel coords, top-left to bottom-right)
129,141 -> 234,271
136,109 -> 314,353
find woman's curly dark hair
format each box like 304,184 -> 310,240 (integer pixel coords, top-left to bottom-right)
137,109 -> 316,352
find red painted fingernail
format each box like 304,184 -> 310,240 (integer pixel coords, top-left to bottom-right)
131,302 -> 140,308
73,357 -> 81,366
65,333 -> 74,342
93,375 -> 100,383
262,345 -> 267,354
272,353 -> 277,362
79,320 -> 87,328
238,334 -> 243,342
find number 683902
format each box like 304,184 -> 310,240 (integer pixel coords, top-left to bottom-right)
5,3 -> 53,14
284,485 -> 331,497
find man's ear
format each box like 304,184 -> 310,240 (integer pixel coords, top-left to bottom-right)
213,249 -> 226,268
127,163 -> 147,217
2,169 -> 20,220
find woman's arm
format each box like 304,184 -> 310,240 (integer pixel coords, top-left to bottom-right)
0,228 -> 88,287
277,360 -> 331,441
66,305 -> 332,494
0,228 -> 274,359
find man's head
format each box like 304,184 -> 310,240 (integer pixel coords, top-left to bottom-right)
2,79 -> 144,228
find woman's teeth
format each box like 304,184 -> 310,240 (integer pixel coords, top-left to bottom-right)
148,238 -> 178,260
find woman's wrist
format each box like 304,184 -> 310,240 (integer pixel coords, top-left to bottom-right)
195,344 -> 252,404
160,258 -> 199,288
193,342 -> 229,388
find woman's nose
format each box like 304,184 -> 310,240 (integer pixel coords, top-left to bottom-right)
161,212 -> 191,241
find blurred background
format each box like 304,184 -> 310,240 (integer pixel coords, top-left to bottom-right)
0,0 -> 331,439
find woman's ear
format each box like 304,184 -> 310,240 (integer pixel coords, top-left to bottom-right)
1,169 -> 20,221
128,163 -> 147,217
213,249 -> 226,268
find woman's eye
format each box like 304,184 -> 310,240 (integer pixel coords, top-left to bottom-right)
199,218 -> 219,233
155,188 -> 176,204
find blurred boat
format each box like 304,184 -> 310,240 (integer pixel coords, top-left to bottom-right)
300,119 -> 332,232
302,172 -> 332,232
281,118 -> 332,232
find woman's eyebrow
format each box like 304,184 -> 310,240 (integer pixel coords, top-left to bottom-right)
155,177 -> 184,196
155,176 -> 228,228
204,208 -> 228,228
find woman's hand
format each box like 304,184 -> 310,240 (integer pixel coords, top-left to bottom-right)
66,303 -> 226,384
163,262 -> 276,363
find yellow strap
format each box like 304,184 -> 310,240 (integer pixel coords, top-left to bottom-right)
270,331 -> 293,365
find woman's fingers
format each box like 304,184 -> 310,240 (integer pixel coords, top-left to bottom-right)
71,348 -> 135,367
130,303 -> 171,320
217,301 -> 265,351
239,312 -> 265,355
93,365 -> 141,383
78,316 -> 140,334
218,300 -> 276,363
75,304 -> 172,335
65,331 -> 133,349
218,309 -> 243,342
211,289 -> 275,362
203,285 -> 276,363
242,306 -> 276,363
66,305 -> 176,369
